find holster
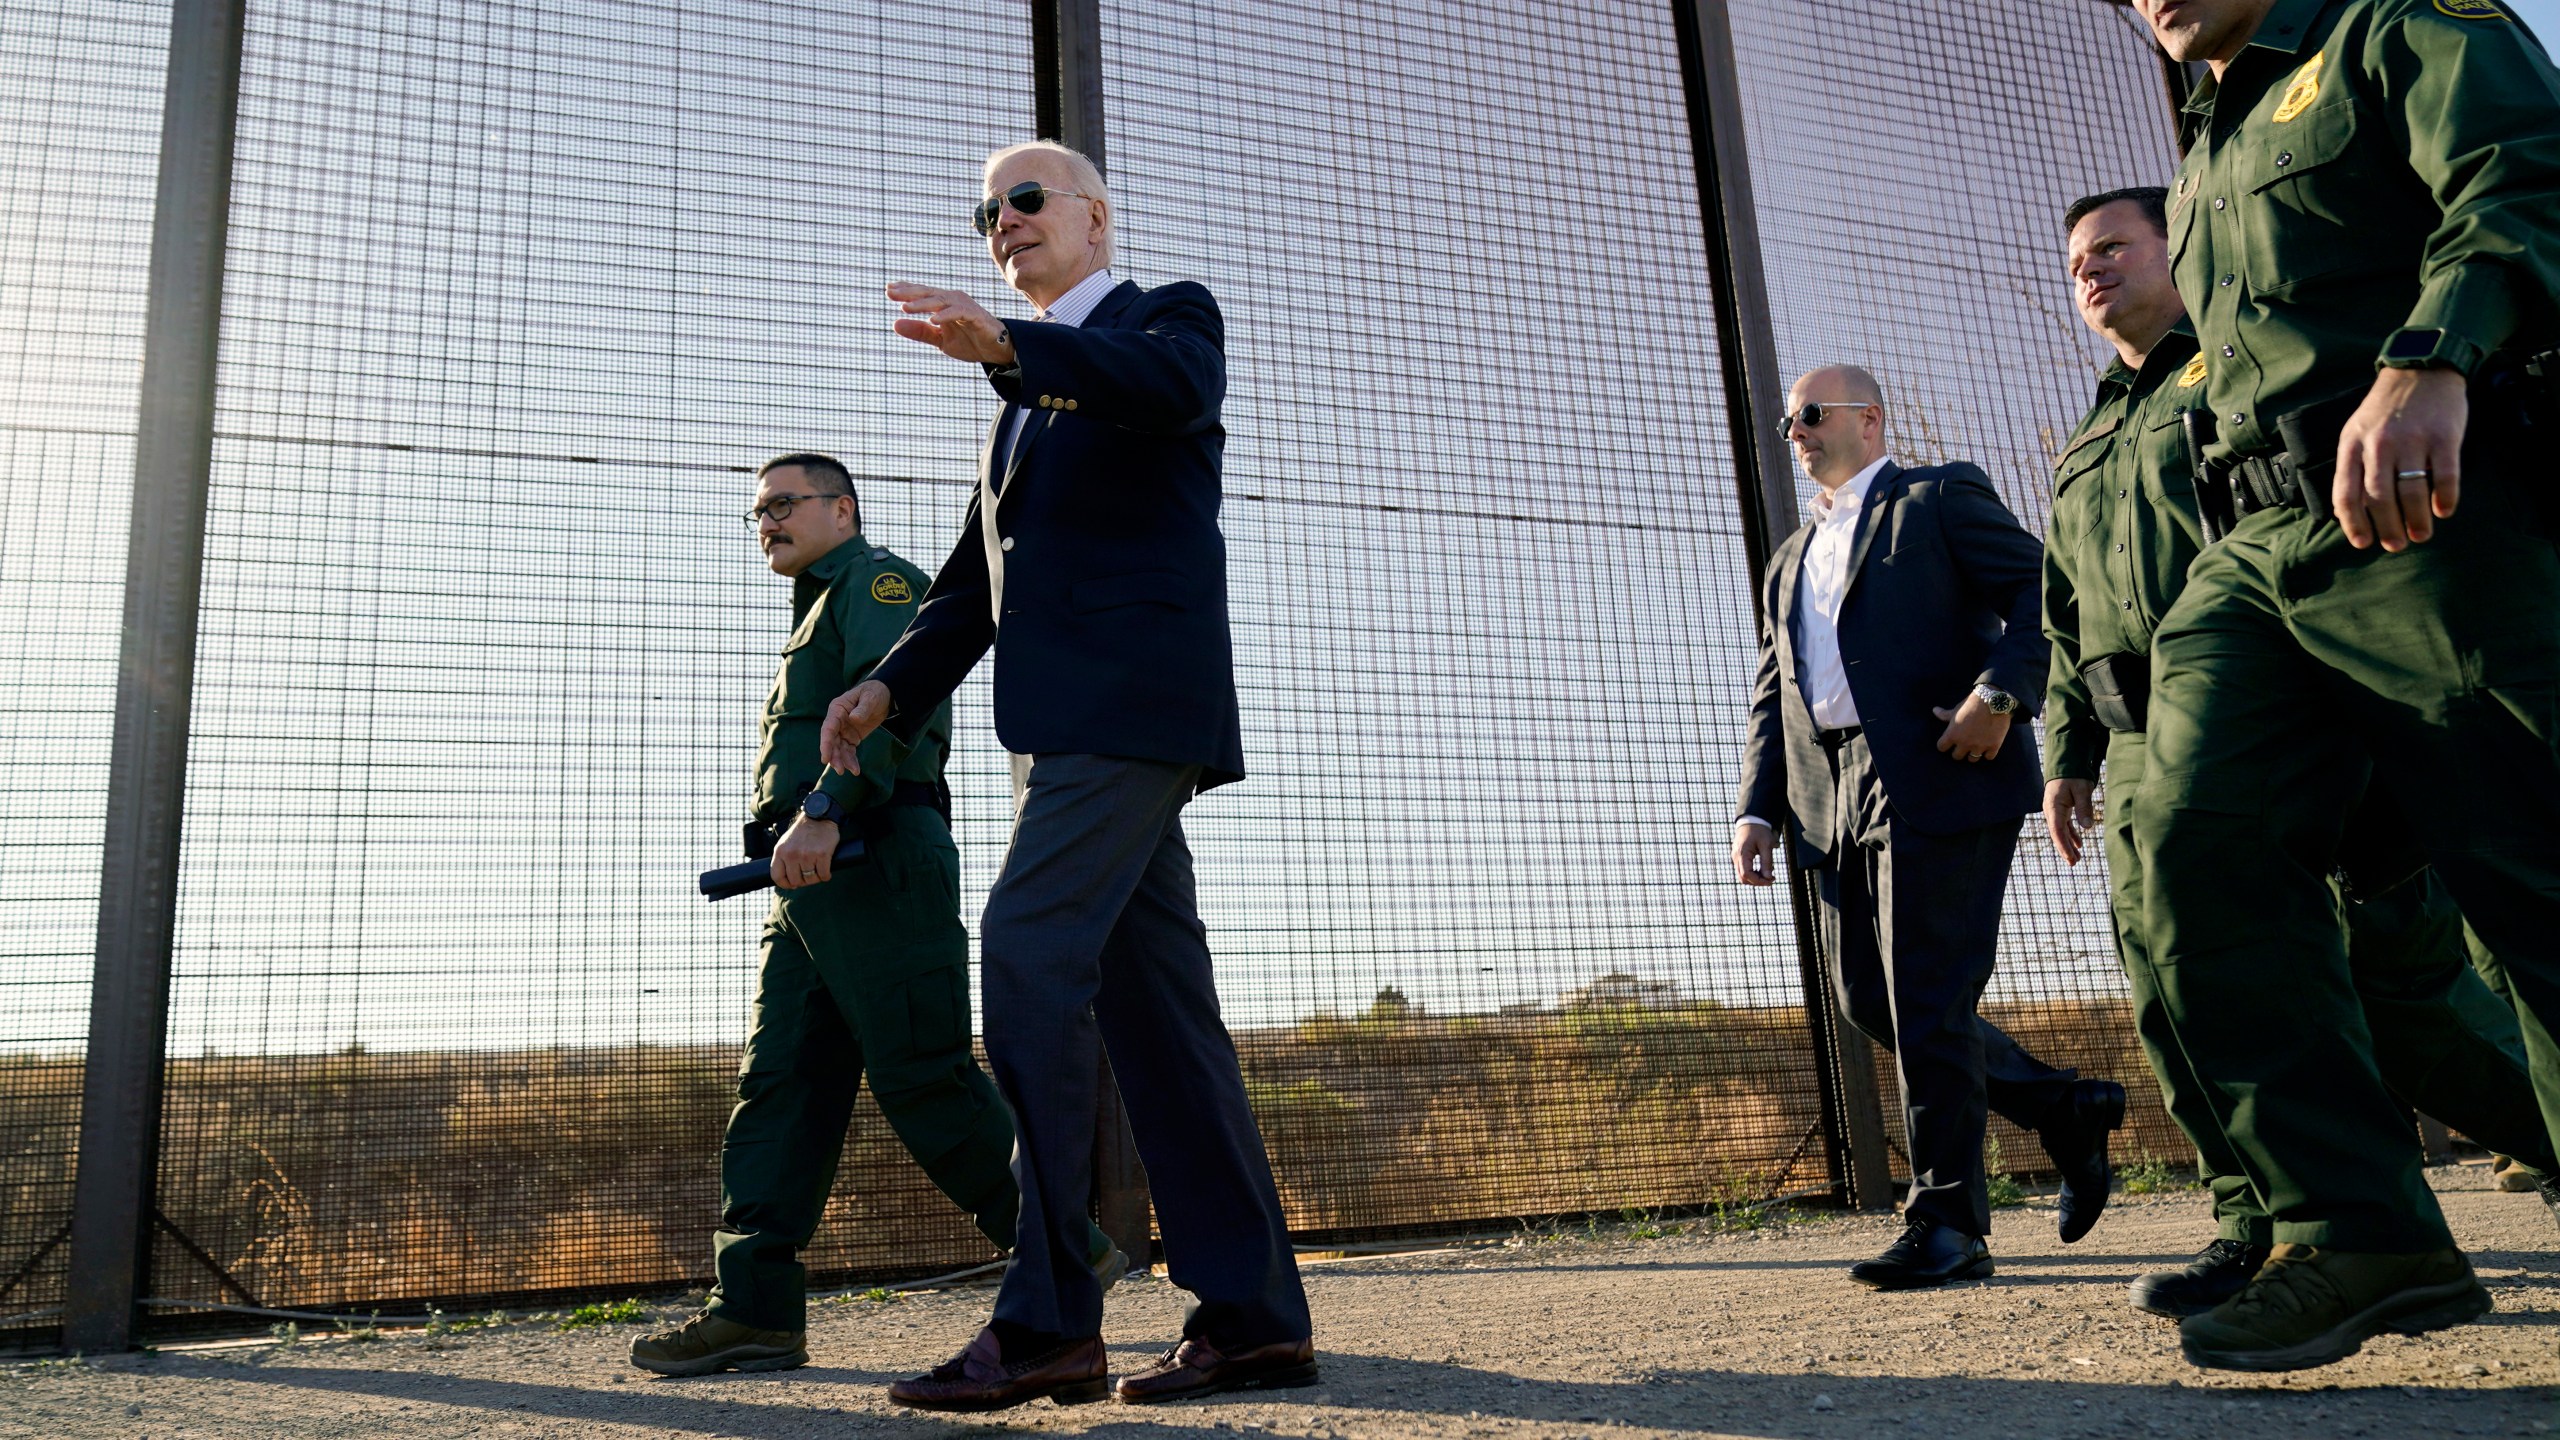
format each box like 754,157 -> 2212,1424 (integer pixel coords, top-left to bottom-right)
2182,409 -> 2235,543
2080,651 -> 2150,733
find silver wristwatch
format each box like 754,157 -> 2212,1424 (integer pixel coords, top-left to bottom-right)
1972,683 -> 2019,716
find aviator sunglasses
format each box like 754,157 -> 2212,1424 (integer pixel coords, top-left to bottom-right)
972,180 -> 1098,236
1774,400 -> 1876,437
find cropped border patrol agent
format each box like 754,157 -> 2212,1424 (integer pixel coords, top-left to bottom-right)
2042,186 -> 2559,1328
2126,0 -> 2560,1373
630,453 -> 1111,1378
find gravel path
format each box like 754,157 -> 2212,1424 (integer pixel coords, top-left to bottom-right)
8,1164 -> 2554,1439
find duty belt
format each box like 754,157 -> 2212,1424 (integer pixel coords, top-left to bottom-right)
2227,451 -> 2314,518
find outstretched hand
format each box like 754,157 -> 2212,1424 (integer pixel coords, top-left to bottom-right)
887,282 -> 1018,365
819,680 -> 894,773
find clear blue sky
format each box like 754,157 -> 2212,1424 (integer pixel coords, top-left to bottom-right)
2517,0 -> 2560,42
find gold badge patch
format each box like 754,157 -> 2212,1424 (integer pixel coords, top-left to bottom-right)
2272,53 -> 2324,122
2435,0 -> 2507,18
2177,355 -> 2209,388
870,573 -> 913,604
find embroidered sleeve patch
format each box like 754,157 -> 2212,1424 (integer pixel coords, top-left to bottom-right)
2435,0 -> 2509,19
871,573 -> 914,604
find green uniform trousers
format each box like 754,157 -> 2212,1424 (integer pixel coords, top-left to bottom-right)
2104,731 -> 2556,1246
2129,465 -> 2560,1252
708,809 -> 1023,1331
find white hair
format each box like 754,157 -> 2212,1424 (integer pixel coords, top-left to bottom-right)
983,141 -> 1114,268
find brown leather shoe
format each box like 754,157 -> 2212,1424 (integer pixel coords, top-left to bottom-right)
1112,1336 -> 1318,1404
888,1328 -> 1109,1411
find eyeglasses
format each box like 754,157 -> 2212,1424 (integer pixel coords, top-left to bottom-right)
972,180 -> 1097,236
1775,400 -> 1877,437
743,493 -> 842,529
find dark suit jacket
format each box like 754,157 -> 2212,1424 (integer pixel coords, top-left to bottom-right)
1735,460 -> 2046,863
871,278 -> 1247,789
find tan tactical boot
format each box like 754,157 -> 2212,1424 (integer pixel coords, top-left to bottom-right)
629,1309 -> 807,1377
2179,1244 -> 2490,1372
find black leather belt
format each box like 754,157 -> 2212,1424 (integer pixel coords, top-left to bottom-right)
1817,726 -> 1863,749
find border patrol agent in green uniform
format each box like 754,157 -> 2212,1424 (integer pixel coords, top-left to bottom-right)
2127,0 -> 2560,1371
2042,187 -> 2560,1324
633,454 -> 1119,1377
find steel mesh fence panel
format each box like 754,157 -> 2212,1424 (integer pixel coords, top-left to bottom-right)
1097,0 -> 1825,1232
0,0 -> 170,1349
21,0 -> 2240,1332
145,0 -> 1036,1323
1725,0 -> 2189,1175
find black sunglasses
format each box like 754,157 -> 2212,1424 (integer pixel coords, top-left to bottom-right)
1774,400 -> 1876,437
971,180 -> 1097,237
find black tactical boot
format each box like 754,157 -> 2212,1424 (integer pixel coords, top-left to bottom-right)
2130,1237 -> 2270,1319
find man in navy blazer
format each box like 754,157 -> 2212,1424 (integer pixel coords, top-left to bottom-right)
819,141 -> 1311,1411
1733,365 -> 2125,1289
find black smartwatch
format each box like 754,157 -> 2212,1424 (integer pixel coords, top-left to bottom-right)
801,789 -> 851,828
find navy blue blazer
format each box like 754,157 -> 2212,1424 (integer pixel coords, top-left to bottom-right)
871,278 -> 1246,790
1735,460 -> 2046,862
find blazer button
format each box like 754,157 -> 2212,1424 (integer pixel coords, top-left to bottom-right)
1065,398 -> 1078,411
1037,395 -> 1054,409
1000,536 -> 1016,552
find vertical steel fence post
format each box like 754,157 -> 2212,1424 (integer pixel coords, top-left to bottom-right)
61,0 -> 247,1354
1031,0 -> 1153,1267
1671,0 -> 1897,1211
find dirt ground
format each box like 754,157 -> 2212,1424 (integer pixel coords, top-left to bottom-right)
7,1163 -> 2555,1440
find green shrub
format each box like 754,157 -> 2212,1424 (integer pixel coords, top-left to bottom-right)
1985,1135 -> 2026,1209
554,1298 -> 643,1330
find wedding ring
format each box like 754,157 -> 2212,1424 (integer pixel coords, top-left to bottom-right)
2394,469 -> 2431,480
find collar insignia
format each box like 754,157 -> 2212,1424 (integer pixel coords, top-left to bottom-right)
2177,355 -> 2209,388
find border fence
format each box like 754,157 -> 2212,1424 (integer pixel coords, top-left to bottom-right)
2,0 -> 2189,1352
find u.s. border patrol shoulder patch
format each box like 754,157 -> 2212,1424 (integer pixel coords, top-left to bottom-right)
2178,355 -> 2209,388
2434,0 -> 2509,19
871,573 -> 913,604
2273,53 -> 2324,122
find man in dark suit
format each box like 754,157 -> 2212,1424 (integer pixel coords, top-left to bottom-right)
818,140 -> 1312,1411
1733,364 -> 2125,1289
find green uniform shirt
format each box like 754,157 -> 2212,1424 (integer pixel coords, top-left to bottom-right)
2042,324 -> 2212,783
754,536 -> 950,822
2169,0 -> 2560,458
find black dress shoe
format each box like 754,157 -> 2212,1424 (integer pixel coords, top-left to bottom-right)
2040,1078 -> 2127,1244
1849,1214 -> 1993,1291
2129,1237 -> 2270,1319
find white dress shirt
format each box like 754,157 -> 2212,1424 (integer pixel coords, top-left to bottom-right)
1795,456 -> 1889,730
1000,267 -> 1117,470
1737,455 -> 1888,835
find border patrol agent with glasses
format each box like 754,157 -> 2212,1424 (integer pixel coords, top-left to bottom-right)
2126,0 -> 2560,1373
632,453 -> 1122,1378
2043,186 -> 2560,1327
